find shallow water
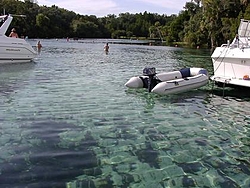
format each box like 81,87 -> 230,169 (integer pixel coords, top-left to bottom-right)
0,39 -> 249,188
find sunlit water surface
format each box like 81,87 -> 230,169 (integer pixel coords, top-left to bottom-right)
0,39 -> 249,188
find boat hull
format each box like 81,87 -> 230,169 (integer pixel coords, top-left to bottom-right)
0,58 -> 35,64
211,47 -> 250,78
0,15 -> 37,64
210,19 -> 250,88
211,47 -> 250,88
0,38 -> 37,64
152,74 -> 208,95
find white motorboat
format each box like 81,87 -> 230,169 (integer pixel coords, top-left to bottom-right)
210,19 -> 250,88
125,67 -> 209,95
0,15 -> 37,64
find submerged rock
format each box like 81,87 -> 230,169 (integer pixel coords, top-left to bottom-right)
135,142 -> 159,168
178,162 -> 206,174
182,176 -> 197,187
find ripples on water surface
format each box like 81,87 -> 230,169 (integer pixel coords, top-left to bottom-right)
0,39 -> 249,188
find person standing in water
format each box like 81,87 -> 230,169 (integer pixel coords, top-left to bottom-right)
104,43 -> 109,54
37,40 -> 42,54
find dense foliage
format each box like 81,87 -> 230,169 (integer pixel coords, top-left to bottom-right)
1,0 -> 250,48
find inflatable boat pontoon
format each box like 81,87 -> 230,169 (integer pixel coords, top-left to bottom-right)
125,67 -> 209,95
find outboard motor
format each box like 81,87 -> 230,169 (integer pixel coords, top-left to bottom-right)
143,67 -> 156,92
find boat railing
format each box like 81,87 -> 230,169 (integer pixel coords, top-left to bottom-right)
236,19 -> 250,48
219,19 -> 250,48
220,36 -> 250,49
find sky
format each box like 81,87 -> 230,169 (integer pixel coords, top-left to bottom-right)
37,0 -> 188,17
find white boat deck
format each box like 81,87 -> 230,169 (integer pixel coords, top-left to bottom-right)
210,76 -> 250,88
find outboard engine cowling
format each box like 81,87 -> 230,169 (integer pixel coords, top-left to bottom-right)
143,67 -> 156,92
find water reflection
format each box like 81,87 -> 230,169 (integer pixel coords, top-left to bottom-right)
211,86 -> 250,101
0,62 -> 35,96
0,61 -> 35,73
171,48 -> 214,74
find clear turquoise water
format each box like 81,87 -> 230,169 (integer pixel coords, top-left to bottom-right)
0,39 -> 249,188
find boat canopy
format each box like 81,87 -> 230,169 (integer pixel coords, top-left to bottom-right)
238,19 -> 250,37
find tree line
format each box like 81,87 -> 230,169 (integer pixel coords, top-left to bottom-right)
1,0 -> 250,48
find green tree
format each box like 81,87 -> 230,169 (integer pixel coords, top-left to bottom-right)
35,13 -> 50,37
243,4 -> 250,19
201,0 -> 243,47
166,11 -> 190,43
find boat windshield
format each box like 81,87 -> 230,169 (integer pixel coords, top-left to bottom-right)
238,19 -> 250,37
0,15 -> 8,28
